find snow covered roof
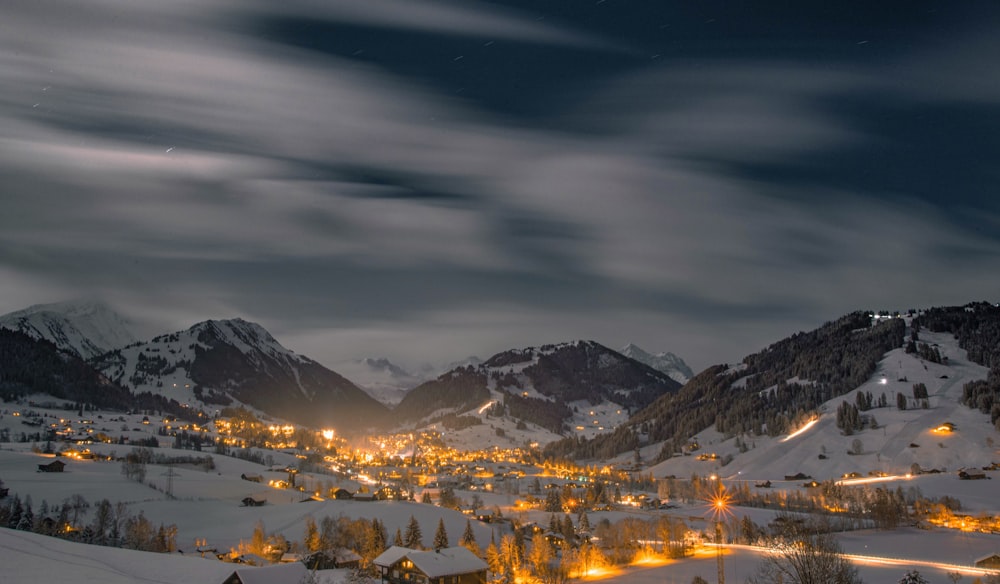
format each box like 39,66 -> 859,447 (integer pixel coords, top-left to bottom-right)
373,546 -> 411,568
373,546 -> 486,579
227,562 -> 307,584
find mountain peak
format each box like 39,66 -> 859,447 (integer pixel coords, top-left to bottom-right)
620,343 -> 694,384
0,298 -> 138,359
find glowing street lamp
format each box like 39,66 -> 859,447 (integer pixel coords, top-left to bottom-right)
706,484 -> 732,584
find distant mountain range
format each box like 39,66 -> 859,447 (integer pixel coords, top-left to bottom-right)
619,343 -> 693,384
0,299 -> 694,438
331,357 -> 432,406
0,299 -> 138,360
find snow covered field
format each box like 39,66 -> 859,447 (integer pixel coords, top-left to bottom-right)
1,325 -> 999,583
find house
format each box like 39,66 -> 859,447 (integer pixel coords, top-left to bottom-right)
242,496 -> 267,507
975,553 -> 1000,570
302,548 -> 362,570
331,487 -> 353,500
958,470 -> 988,480
241,473 -> 264,483
374,546 -> 487,584
38,460 -> 66,473
784,472 -> 810,481
222,561 -> 307,584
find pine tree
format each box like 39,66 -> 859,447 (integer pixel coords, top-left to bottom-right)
578,512 -> 591,533
394,527 -> 404,547
304,516 -> 320,552
485,539 -> 502,575
899,570 -> 929,584
404,515 -> 423,549
7,495 -> 22,529
371,518 -> 387,554
16,501 -> 33,532
561,514 -> 575,542
433,518 -> 449,550
460,519 -> 479,554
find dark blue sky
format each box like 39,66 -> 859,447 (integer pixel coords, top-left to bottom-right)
1,0 -> 998,371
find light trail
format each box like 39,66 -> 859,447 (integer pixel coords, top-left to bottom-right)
836,473 -> 912,486
781,417 -> 818,442
477,400 -> 496,414
716,543 -> 1000,577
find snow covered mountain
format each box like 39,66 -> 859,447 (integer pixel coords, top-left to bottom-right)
394,340 -> 682,439
92,318 -> 387,431
620,343 -> 694,384
333,357 -> 429,405
0,299 -> 138,360
644,323 -> 1000,484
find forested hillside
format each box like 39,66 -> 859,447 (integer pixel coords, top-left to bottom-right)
545,311 -> 906,461
0,329 -> 196,419
916,302 -> 1000,429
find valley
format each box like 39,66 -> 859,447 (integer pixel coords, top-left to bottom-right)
0,303 -> 999,583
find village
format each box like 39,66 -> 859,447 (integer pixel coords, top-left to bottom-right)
3,392 -> 1000,583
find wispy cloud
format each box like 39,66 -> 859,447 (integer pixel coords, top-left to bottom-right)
1,0 -> 998,371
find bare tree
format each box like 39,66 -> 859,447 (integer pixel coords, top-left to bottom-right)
747,529 -> 862,584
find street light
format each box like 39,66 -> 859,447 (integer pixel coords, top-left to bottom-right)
707,485 -> 731,584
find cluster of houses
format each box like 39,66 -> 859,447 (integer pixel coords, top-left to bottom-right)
219,546 -> 487,584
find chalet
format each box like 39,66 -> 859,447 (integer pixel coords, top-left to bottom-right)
352,492 -> 376,502
958,470 -> 989,480
331,487 -> 353,500
784,472 -> 810,481
302,548 -> 362,570
975,553 -> 1000,570
38,460 -> 66,473
222,561 -> 307,584
375,485 -> 402,501
241,473 -> 264,483
242,496 -> 267,507
374,546 -> 487,584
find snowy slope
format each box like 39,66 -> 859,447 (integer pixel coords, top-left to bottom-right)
0,299 -> 139,359
394,341 -> 681,448
92,318 -> 387,429
645,328 -> 1000,507
620,343 -> 694,384
0,527 -> 235,584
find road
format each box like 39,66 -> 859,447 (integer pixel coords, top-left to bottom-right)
713,543 -> 1000,577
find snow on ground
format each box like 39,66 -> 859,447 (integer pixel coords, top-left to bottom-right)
2,325 -> 1000,582
0,527 -> 234,584
645,329 -> 1000,512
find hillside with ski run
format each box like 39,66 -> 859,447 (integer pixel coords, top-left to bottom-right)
393,340 -> 682,440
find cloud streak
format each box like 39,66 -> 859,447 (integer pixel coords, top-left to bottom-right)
1,0 -> 999,372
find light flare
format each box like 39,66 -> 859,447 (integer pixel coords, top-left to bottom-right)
781,417 -> 818,442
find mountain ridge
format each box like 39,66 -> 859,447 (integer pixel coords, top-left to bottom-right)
92,317 -> 388,432
0,299 -> 138,360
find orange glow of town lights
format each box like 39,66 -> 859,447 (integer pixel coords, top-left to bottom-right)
321,429 -> 335,441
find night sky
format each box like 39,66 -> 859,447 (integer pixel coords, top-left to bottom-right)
2,0 -> 998,372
